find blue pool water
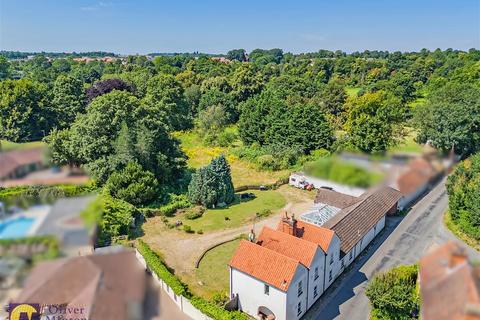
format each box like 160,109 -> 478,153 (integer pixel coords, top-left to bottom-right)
0,217 -> 35,239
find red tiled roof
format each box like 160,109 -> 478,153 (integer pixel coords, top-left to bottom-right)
419,242 -> 480,320
257,226 -> 321,268
278,220 -> 335,252
229,240 -> 302,292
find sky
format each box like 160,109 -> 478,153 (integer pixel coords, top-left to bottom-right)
1,0 -> 479,54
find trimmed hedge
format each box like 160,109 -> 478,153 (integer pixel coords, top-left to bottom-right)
136,240 -> 249,320
137,239 -> 188,296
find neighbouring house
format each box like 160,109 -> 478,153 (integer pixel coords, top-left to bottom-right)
419,242 -> 480,320
392,157 -> 442,210
0,147 -> 45,181
14,249 -> 147,320
229,186 -> 402,320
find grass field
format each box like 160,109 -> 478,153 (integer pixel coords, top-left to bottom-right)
177,190 -> 286,233
0,140 -> 45,152
189,238 -> 242,298
173,130 -> 290,187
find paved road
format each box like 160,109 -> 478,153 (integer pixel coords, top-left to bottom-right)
303,179 -> 480,320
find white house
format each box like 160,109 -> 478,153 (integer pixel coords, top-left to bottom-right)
229,186 -> 402,320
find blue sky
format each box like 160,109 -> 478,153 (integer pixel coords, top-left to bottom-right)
1,0 -> 479,54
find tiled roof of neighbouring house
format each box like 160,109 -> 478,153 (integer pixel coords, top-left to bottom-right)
419,242 -> 480,320
229,240 -> 303,292
323,186 -> 402,254
257,226 -> 322,268
314,188 -> 360,209
0,147 -> 44,178
278,219 -> 335,253
16,250 -> 146,320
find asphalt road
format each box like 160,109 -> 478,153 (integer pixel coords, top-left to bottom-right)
303,178 -> 480,320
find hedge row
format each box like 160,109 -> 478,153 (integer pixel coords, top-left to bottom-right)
234,175 -> 289,193
0,183 -> 98,207
136,240 -> 249,320
137,239 -> 188,296
0,235 -> 60,260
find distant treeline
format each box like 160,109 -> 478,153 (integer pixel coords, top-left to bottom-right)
0,51 -> 117,59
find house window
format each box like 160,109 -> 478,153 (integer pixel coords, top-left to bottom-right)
341,260 -> 345,269
314,266 -> 319,280
329,252 -> 334,265
349,251 -> 353,260
329,270 -> 332,281
314,285 -> 318,298
297,302 -> 302,316
291,178 -> 296,182
264,284 -> 269,295
297,281 -> 303,297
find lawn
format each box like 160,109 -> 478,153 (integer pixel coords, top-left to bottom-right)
0,140 -> 45,152
388,128 -> 423,155
189,238 -> 242,299
173,130 -> 290,187
177,190 -> 286,233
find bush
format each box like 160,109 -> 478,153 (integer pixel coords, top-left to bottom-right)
257,209 -> 272,218
366,265 -> 419,320
185,207 -> 205,220
183,225 -> 194,233
197,229 -> 204,234
151,194 -> 191,217
105,162 -> 159,206
233,143 -> 303,171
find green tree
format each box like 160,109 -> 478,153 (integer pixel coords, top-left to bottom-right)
229,64 -> 264,101
188,155 -> 235,208
0,79 -> 50,142
52,74 -> 86,129
47,90 -> 186,184
226,49 -> 247,62
344,91 -> 406,153
365,265 -> 419,320
105,161 -> 159,206
446,153 -> 480,239
198,89 -> 237,122
142,73 -> 192,130
415,83 -> 480,156
0,56 -> 10,80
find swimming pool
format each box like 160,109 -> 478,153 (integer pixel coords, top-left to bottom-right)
0,217 -> 35,239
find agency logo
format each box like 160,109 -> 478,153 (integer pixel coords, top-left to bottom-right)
8,303 -> 40,320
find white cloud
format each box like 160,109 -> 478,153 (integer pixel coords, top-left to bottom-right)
81,1 -> 113,12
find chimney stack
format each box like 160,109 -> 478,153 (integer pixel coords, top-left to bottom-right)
280,213 -> 298,237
